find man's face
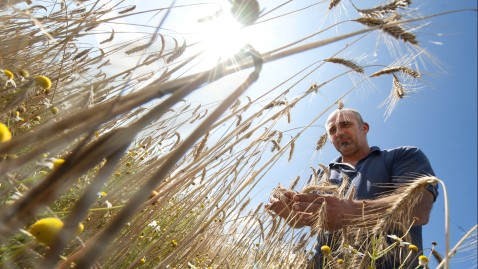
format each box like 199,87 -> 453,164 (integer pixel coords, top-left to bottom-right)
326,111 -> 369,156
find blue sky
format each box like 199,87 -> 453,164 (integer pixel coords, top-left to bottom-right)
350,2 -> 478,267
101,0 -> 477,267
231,1 -> 477,267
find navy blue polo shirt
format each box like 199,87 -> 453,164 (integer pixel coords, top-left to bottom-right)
328,146 -> 438,202
311,146 -> 438,268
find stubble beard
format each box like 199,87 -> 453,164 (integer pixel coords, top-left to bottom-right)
337,140 -> 356,155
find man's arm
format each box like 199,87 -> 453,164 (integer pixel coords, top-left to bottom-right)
410,189 -> 434,225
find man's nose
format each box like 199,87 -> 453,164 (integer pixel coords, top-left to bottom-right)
335,127 -> 345,136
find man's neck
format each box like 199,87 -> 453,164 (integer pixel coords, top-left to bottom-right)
341,147 -> 371,167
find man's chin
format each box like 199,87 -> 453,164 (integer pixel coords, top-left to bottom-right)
338,146 -> 353,155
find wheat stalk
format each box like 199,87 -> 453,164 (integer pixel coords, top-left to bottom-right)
324,57 -> 364,73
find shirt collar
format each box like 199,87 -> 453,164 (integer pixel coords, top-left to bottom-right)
329,146 -> 381,167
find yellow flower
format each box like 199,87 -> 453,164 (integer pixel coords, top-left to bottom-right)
418,255 -> 429,266
77,222 -> 84,234
28,218 -> 63,246
170,239 -> 178,247
2,70 -> 16,88
19,69 -> 30,78
337,259 -> 344,264
34,75 -> 52,89
0,123 -> 12,142
320,245 -> 331,255
408,244 -> 418,252
50,106 -> 59,114
98,191 -> 107,198
53,158 -> 65,169
28,217 -> 84,246
3,69 -> 14,79
140,258 -> 146,264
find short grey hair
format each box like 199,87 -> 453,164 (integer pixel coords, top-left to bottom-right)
326,108 -> 365,126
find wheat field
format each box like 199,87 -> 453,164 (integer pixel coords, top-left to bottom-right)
0,0 -> 476,268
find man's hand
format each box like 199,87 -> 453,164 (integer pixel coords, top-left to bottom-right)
265,187 -> 306,228
266,188 -> 361,230
291,189 -> 435,230
291,193 -> 360,231
267,187 -> 434,231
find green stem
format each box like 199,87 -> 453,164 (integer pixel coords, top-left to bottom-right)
39,205 -> 125,216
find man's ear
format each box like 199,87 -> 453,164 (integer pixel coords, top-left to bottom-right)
362,122 -> 369,133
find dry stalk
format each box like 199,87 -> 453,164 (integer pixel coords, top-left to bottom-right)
70,49 -> 263,269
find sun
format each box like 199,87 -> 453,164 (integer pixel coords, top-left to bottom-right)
191,3 -> 258,68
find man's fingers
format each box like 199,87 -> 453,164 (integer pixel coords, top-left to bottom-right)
292,201 -> 323,213
290,212 -> 315,226
267,199 -> 293,218
293,193 -> 326,204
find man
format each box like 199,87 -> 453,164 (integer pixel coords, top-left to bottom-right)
266,108 -> 438,268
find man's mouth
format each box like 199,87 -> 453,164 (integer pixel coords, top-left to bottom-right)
339,139 -> 350,147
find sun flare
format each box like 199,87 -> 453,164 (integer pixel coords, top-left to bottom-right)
193,6 -> 257,68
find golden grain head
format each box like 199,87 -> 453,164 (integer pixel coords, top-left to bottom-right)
329,0 -> 341,9
34,75 -> 52,90
338,100 -> 344,110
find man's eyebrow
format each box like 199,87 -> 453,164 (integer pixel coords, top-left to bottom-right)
329,120 -> 350,126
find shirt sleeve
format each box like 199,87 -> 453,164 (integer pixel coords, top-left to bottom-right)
390,147 -> 439,201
